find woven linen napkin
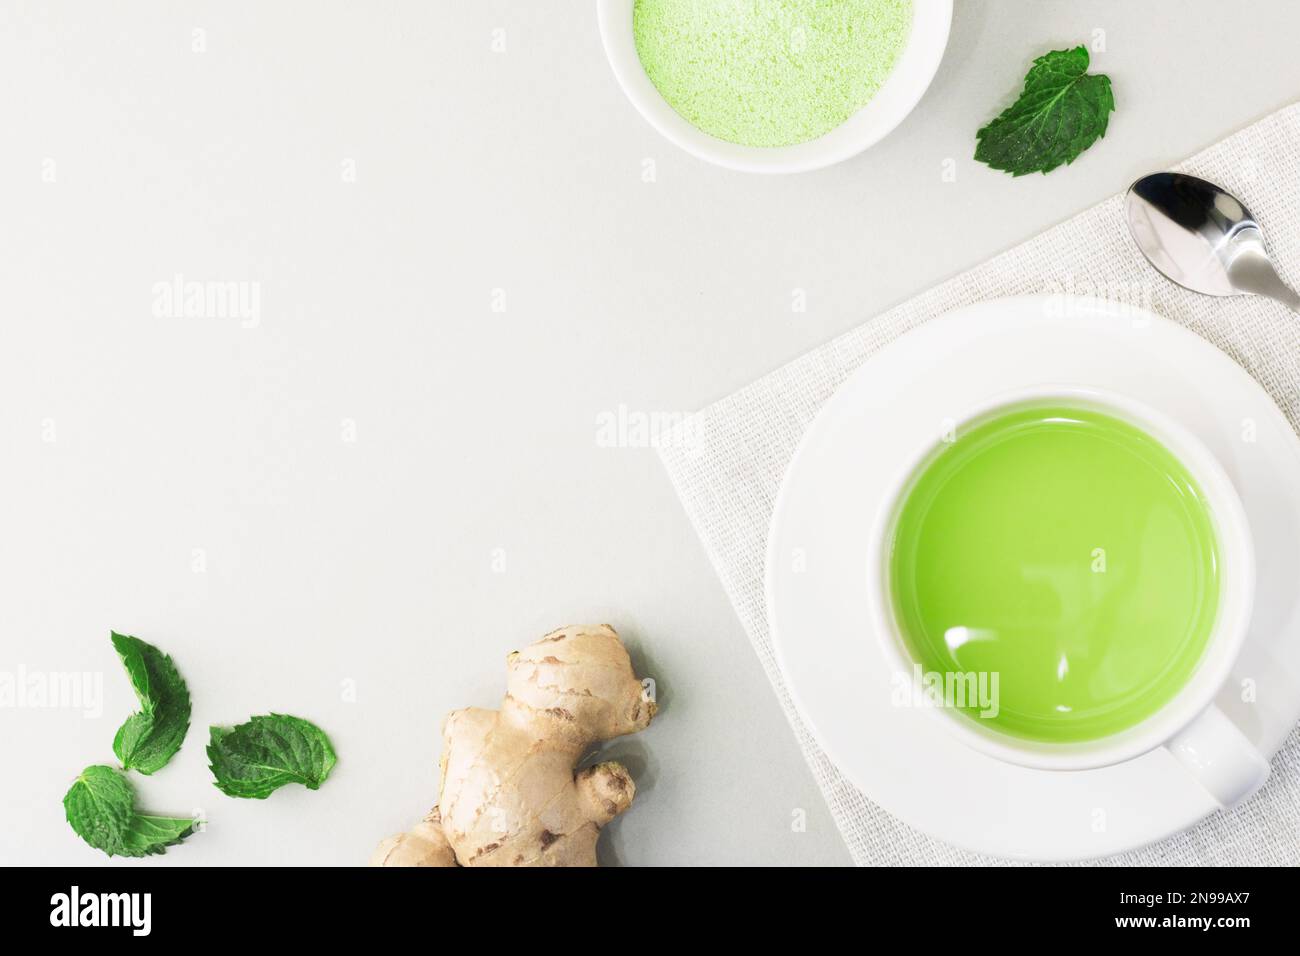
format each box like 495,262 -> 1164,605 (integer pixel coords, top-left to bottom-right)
658,103 -> 1300,866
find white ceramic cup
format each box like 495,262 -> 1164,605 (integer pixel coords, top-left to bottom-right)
866,385 -> 1270,807
596,0 -> 952,174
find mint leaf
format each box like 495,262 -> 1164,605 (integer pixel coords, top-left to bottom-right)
111,631 -> 191,774
119,814 -> 196,857
975,46 -> 1115,176
63,765 -> 196,858
64,765 -> 134,855
208,714 -> 337,799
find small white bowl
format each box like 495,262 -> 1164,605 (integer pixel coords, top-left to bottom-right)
597,0 -> 952,174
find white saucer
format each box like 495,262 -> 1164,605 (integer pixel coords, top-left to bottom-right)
766,295 -> 1300,861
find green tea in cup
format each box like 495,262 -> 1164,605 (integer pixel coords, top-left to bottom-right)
886,402 -> 1222,743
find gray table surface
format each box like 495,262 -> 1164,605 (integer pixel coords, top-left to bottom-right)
4,1 -> 1299,866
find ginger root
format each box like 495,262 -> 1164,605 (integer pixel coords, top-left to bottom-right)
371,624 -> 656,867
370,807 -> 457,867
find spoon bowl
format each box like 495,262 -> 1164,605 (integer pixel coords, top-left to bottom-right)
1126,172 -> 1300,311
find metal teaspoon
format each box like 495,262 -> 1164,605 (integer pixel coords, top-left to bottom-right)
1126,172 -> 1300,312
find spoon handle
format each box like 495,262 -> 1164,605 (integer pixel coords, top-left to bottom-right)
1227,250 -> 1300,313
1269,281 -> 1300,313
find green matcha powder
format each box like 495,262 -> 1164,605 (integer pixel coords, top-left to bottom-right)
633,0 -> 914,148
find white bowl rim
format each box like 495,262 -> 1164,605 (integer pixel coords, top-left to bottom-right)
597,0 -> 953,174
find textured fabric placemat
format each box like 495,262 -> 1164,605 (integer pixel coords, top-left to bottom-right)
658,103 -> 1300,866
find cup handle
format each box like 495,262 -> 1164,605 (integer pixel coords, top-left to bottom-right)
1165,705 -> 1270,808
